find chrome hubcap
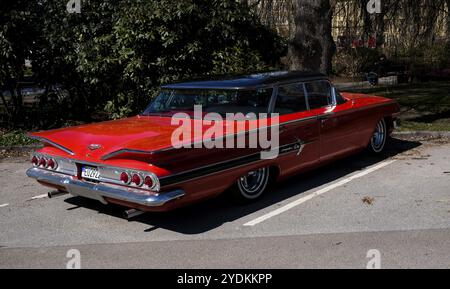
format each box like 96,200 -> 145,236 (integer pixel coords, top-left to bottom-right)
371,120 -> 386,151
238,168 -> 267,195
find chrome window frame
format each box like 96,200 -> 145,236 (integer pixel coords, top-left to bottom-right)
270,82 -> 310,115
270,79 -> 337,114
304,80 -> 336,110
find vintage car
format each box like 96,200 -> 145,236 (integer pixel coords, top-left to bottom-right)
26,71 -> 400,215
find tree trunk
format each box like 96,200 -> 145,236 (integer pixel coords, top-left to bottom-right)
447,0 -> 450,43
359,0 -> 373,37
287,0 -> 335,74
0,91 -> 10,116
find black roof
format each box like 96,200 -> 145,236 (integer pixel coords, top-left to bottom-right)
161,71 -> 327,90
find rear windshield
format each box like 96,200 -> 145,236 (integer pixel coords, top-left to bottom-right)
142,88 -> 272,117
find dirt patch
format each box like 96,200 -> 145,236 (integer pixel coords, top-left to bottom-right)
0,148 -> 35,161
392,137 -> 449,160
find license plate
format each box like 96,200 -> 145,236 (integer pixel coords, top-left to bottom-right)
81,166 -> 100,180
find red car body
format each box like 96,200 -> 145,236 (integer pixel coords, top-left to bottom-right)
26,72 -> 400,213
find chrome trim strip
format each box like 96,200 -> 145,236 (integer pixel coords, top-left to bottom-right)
101,148 -> 157,160
29,136 -> 75,156
318,112 -> 335,119
331,85 -> 338,107
303,84 -> 310,111
158,139 -> 315,187
26,167 -> 184,207
268,86 -> 278,113
159,152 -> 262,185
279,115 -> 318,126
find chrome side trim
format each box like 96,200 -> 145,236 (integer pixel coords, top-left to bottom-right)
158,139 -> 314,187
29,136 -> 75,156
26,167 -> 184,207
101,148 -> 157,160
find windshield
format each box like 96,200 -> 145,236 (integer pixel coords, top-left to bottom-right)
142,88 -> 273,117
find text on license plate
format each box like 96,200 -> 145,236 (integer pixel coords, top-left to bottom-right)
81,167 -> 100,180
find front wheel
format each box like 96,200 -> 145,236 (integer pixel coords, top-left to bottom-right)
367,118 -> 387,154
230,167 -> 270,202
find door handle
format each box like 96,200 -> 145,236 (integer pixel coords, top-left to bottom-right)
319,113 -> 336,126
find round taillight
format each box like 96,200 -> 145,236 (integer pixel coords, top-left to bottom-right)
47,159 -> 57,169
120,172 -> 130,184
31,156 -> 39,166
131,173 -> 142,186
144,176 -> 153,188
38,157 -> 46,167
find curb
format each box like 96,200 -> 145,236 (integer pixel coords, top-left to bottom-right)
392,131 -> 450,139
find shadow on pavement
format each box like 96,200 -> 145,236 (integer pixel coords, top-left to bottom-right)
64,137 -> 421,234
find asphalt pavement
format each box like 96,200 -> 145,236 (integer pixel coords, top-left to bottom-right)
0,137 -> 449,268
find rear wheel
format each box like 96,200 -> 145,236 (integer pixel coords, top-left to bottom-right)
230,167 -> 270,202
368,119 -> 387,153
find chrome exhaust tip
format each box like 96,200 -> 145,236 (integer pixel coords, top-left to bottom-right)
123,208 -> 145,219
48,190 -> 68,198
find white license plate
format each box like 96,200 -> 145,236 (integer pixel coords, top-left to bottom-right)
81,167 -> 100,180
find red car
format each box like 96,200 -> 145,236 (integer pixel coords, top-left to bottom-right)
26,71 -> 400,214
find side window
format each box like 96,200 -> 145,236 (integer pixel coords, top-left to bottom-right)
305,81 -> 332,109
274,83 -> 308,115
335,89 -> 347,105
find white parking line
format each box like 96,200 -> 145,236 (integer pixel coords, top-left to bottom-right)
30,194 -> 48,200
243,159 -> 397,226
0,203 -> 9,208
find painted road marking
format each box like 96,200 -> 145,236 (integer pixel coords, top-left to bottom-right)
0,203 -> 9,208
30,194 -> 48,200
244,159 -> 397,226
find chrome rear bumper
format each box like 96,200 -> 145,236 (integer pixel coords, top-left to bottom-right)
26,167 -> 185,207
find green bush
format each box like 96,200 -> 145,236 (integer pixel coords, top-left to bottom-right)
0,130 -> 37,146
29,0 -> 285,121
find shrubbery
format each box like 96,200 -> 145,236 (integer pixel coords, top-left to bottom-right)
1,0 -> 285,126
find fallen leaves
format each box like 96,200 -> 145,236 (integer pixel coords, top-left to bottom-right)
362,196 -> 375,206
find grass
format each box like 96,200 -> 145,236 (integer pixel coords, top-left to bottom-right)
0,130 -> 38,147
349,81 -> 450,131
398,120 -> 450,132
